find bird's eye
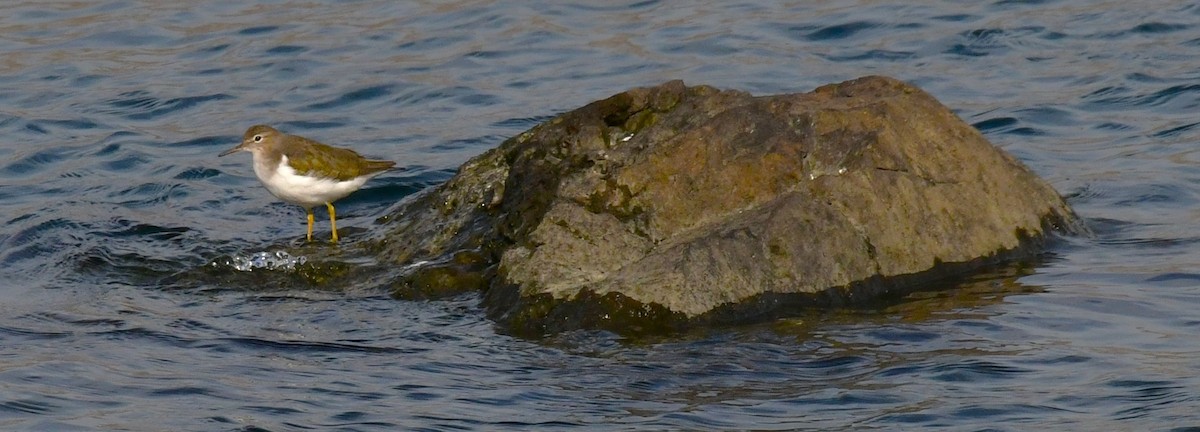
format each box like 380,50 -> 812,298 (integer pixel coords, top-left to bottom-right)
253,134 -> 263,142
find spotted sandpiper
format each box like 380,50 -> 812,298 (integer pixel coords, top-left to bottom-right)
219,124 -> 395,243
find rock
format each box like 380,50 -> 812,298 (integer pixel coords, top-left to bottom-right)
378,76 -> 1080,336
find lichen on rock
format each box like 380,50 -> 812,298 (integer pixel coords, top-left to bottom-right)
378,76 -> 1081,336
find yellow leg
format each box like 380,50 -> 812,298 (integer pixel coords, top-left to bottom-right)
326,202 -> 339,243
305,207 -> 315,242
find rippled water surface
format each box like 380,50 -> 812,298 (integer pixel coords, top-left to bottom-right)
3,1 -> 1200,430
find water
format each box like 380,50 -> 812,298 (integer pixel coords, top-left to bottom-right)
1,0 -> 1199,430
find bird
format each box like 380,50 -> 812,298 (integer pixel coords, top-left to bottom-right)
219,124 -> 394,243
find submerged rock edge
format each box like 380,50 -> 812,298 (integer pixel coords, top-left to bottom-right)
485,216 -> 1071,337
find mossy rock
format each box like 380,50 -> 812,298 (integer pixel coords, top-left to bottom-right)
377,76 -> 1081,336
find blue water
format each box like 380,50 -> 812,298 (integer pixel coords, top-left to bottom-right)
2,1 -> 1200,430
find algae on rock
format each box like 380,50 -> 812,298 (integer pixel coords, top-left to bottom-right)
379,76 -> 1081,336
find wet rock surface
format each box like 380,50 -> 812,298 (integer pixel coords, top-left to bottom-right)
378,76 -> 1080,336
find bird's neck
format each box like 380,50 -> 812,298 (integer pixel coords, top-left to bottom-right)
250,150 -> 283,183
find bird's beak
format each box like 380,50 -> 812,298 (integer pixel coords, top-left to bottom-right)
218,144 -> 244,157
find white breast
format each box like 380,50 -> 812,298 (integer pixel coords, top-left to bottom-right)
253,155 -> 373,208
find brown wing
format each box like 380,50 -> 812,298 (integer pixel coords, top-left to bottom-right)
282,135 -> 395,181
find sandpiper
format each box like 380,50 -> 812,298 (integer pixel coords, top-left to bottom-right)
219,124 -> 394,243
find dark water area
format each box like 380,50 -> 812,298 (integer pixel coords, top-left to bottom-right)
2,1 -> 1200,430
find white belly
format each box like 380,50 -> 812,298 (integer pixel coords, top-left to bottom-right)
253,155 -> 372,208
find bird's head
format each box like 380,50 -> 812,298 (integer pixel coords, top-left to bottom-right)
219,124 -> 282,157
